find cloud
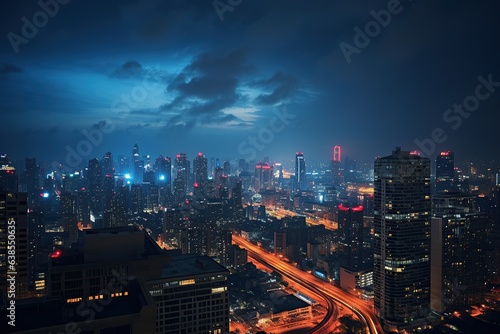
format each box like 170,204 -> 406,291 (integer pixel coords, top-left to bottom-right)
253,71 -> 300,106
111,61 -> 143,79
162,49 -> 255,128
0,63 -> 23,76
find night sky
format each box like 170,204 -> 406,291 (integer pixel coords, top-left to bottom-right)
1,0 -> 500,167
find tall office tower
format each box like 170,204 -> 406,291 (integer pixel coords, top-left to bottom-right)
238,159 -> 246,172
24,158 -> 38,209
374,148 -> 431,331
274,163 -> 284,189
435,151 -> 455,193
223,161 -> 231,176
102,152 -> 114,176
111,185 -> 129,226
294,152 -> 306,192
60,193 -> 78,247
146,185 -> 159,213
155,156 -> 172,189
274,230 -> 287,256
130,184 -> 143,214
173,176 -> 186,204
213,166 -> 224,189
329,145 -> 342,185
0,154 -> 18,192
132,143 -> 139,163
76,188 -> 91,227
193,153 -> 208,190
175,153 -> 190,195
0,192 -> 30,300
431,193 -> 488,313
254,162 -> 274,193
87,158 -> 103,215
337,203 -> 365,270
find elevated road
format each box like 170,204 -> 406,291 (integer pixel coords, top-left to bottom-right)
233,234 -> 383,334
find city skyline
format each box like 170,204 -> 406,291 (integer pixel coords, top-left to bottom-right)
1,1 -> 500,164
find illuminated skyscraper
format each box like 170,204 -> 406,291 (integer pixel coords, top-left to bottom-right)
0,192 -> 30,300
431,193 -> 488,312
193,152 -> 208,190
0,154 -> 17,193
175,153 -> 190,195
254,162 -> 273,193
294,152 -> 306,192
87,158 -> 102,214
24,158 -> 39,209
61,192 -> 78,247
329,145 -> 342,185
374,148 -> 431,331
338,203 -> 364,270
435,151 -> 455,193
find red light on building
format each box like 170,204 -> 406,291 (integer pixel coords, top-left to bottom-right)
333,145 -> 341,162
410,150 -> 421,156
198,152 -> 203,157
440,151 -> 450,156
338,203 -> 363,212
193,182 -> 199,188
50,250 -> 62,258
352,205 -> 364,212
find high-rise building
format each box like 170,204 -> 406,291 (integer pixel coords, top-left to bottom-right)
431,193 -> 488,313
0,154 -> 18,193
0,192 -> 30,301
374,148 -> 431,331
193,153 -> 208,190
294,152 -> 306,192
155,156 -> 172,188
175,153 -> 190,195
24,158 -> 38,209
254,162 -> 273,193
223,161 -> 231,176
436,151 -> 455,193
102,151 -> 114,176
337,203 -> 365,270
61,193 -> 78,247
87,158 -> 102,215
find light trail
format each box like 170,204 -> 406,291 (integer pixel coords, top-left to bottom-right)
233,234 -> 383,334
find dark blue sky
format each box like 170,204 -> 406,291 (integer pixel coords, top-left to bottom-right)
1,0 -> 500,167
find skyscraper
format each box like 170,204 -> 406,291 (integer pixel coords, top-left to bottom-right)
436,151 -> 455,193
337,203 -> 364,270
254,162 -> 273,193
431,193 -> 488,312
0,192 -> 30,300
193,153 -> 208,190
0,154 -> 17,193
87,158 -> 102,215
175,153 -> 190,195
374,148 -> 431,331
61,192 -> 78,247
24,158 -> 38,209
294,152 -> 306,192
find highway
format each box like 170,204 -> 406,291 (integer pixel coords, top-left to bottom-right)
233,234 -> 383,334
267,208 -> 338,230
